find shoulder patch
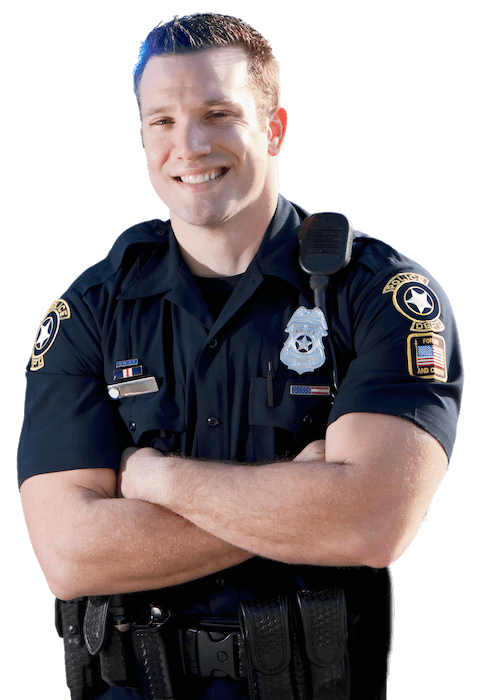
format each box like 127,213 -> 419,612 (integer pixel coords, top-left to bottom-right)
30,299 -> 71,371
407,332 -> 447,382
382,272 -> 445,332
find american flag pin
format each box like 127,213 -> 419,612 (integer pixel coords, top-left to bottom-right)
290,385 -> 331,396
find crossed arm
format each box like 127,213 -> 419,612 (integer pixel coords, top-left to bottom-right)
20,412 -> 447,601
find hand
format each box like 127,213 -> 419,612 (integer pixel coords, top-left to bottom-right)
118,447 -> 162,500
118,446 -> 171,504
293,439 -> 326,463
117,447 -> 140,499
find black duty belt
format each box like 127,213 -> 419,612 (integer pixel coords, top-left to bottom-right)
56,589 -> 351,700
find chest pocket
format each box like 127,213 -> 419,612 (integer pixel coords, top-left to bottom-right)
116,379 -> 185,451
248,377 -> 333,458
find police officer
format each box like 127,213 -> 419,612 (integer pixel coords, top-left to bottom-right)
18,13 -> 463,700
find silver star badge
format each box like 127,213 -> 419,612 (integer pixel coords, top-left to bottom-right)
280,306 -> 328,374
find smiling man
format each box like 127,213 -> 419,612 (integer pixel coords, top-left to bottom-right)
18,14 -> 462,700
141,48 -> 282,228
139,44 -> 285,279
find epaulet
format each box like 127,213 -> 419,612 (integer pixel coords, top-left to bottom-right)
71,219 -> 170,294
349,233 -> 407,276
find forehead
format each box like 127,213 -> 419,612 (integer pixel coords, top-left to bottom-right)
139,47 -> 252,112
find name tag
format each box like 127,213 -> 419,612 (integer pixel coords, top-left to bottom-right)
107,376 -> 159,400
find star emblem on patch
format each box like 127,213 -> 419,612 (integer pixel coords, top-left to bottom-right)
35,318 -> 54,350
405,287 -> 434,316
30,299 -> 71,371
382,272 -> 444,332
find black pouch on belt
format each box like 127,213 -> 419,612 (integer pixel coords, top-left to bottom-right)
239,595 -> 296,700
83,595 -> 138,689
96,596 -> 140,689
294,588 -> 350,700
131,606 -> 180,700
55,597 -> 108,700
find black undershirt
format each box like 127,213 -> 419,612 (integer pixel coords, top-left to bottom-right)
194,274 -> 243,319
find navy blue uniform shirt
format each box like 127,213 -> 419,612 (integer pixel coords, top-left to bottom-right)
18,196 -> 462,477
18,196 -> 463,699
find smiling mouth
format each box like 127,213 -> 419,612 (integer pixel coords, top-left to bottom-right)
176,168 -> 228,184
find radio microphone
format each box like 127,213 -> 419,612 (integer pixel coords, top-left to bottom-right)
298,212 -> 354,394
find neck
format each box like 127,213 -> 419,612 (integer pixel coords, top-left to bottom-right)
170,188 -> 279,278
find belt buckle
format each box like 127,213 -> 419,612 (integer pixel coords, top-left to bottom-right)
193,627 -> 241,679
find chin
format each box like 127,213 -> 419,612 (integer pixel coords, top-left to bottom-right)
172,202 -> 235,229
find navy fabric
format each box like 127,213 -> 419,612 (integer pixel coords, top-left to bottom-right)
18,195 -> 462,486
18,195 -> 462,699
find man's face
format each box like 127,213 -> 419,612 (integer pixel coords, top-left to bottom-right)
139,47 -> 284,230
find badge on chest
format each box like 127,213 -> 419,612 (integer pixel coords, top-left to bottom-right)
280,306 -> 328,375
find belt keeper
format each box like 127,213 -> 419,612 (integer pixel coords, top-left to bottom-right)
239,595 -> 296,700
84,595 -> 112,656
295,588 -> 350,700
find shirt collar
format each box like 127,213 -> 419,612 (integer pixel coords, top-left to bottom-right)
117,195 -> 311,301
253,195 -> 310,292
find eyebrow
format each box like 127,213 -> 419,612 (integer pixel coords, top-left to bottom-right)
142,99 -> 241,119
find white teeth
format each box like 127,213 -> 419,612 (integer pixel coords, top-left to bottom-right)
180,169 -> 224,184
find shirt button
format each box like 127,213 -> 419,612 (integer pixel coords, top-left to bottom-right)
207,416 -> 220,428
302,415 -> 313,424
207,338 -> 218,349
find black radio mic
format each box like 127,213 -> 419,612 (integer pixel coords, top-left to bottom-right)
298,212 -> 354,394
298,212 -> 354,308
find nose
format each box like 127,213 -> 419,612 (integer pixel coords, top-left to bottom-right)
173,119 -> 211,160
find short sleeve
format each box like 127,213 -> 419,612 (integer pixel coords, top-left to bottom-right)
17,290 -> 129,486
328,263 -> 463,460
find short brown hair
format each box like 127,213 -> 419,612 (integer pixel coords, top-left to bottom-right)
133,13 -> 280,114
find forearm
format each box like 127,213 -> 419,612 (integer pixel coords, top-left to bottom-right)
53,493 -> 252,598
121,450 -> 375,567
170,462 -> 364,565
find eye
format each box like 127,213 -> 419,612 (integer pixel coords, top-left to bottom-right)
208,111 -> 230,120
152,117 -> 173,126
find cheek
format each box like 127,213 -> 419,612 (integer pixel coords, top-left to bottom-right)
143,131 -> 169,164
146,149 -> 161,171
245,147 -> 270,184
245,131 -> 270,166
145,149 -> 172,188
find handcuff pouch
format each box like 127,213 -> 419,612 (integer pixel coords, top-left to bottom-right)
239,595 -> 296,700
294,588 -> 350,699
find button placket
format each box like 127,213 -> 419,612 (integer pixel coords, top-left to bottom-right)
195,338 -> 230,458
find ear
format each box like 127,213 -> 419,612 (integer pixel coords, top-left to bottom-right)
140,127 -> 145,149
267,107 -> 287,156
